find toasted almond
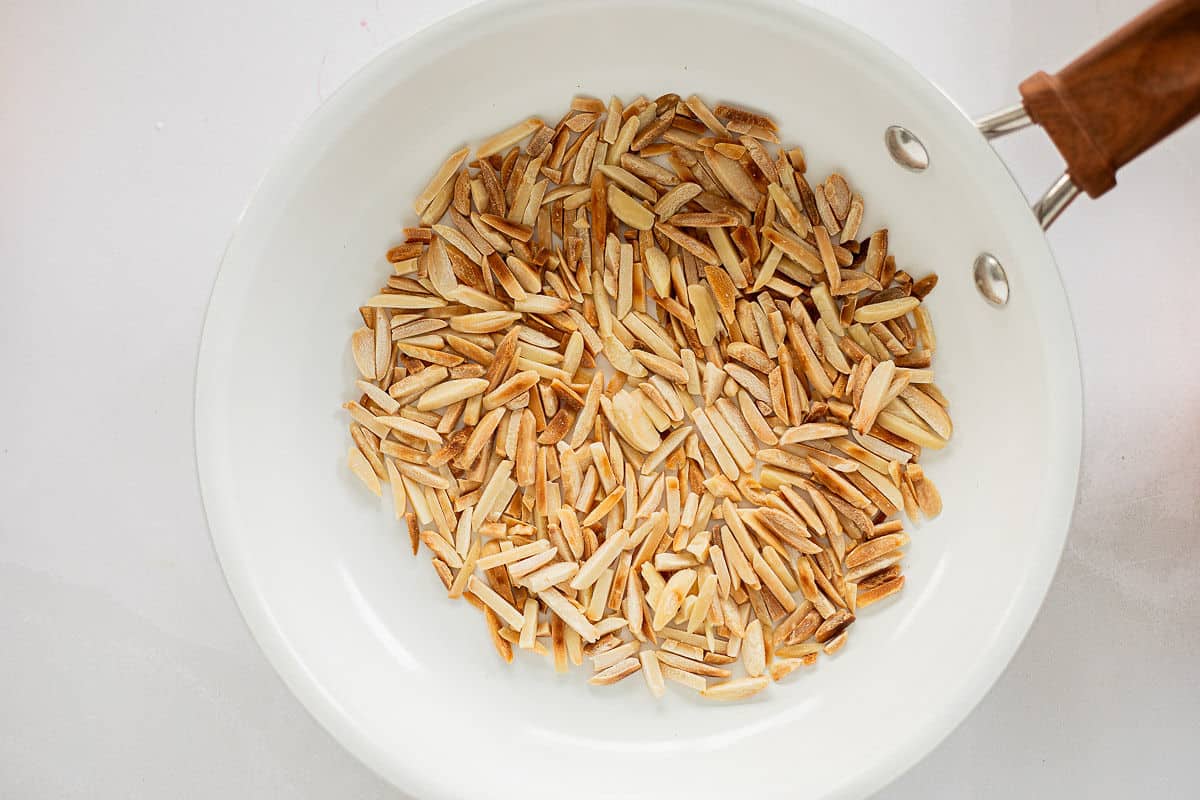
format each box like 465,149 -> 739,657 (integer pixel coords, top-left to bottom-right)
477,213 -> 533,242
449,311 -> 522,334
685,95 -> 729,136
813,609 -> 855,643
779,423 -> 846,444
539,587 -> 600,642
761,227 -> 822,275
595,164 -> 657,202
477,117 -> 543,159
347,446 -> 382,496
701,675 -> 769,701
854,297 -> 920,324
856,575 -> 905,608
741,619 -> 767,677
570,529 -> 630,591
365,293 -> 447,310
654,182 -> 703,219
416,378 -> 489,411
913,469 -> 943,518
589,654 -> 642,687
671,211 -> 738,228
605,183 -> 656,231
841,194 -> 864,242
523,561 -> 579,593
846,532 -> 910,569
476,539 -> 553,570
700,146 -> 758,209
374,414 -> 442,444
688,284 -> 722,347
713,103 -> 777,131
852,359 -> 895,435
899,385 -> 953,439
806,458 -> 871,509
690,407 -> 740,481
638,650 -> 666,697
657,650 -> 730,679
466,575 -> 524,629
660,663 -> 706,692
875,410 -> 946,450
825,173 -> 851,219
350,327 -> 377,379
414,146 -> 470,215
652,567 -> 697,630
656,222 -> 720,264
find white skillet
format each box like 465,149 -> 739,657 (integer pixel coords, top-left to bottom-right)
195,0 -> 1200,797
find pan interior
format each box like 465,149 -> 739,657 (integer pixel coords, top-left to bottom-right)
195,1 -> 1081,798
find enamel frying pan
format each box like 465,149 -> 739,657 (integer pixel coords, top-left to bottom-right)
193,1 -> 1200,798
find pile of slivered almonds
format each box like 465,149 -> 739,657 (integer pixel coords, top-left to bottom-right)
344,94 -> 951,701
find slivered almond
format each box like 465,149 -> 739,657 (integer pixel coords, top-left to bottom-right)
701,675 -> 769,701
653,568 -> 697,629
365,293 -> 447,309
780,423 -> 846,444
631,350 -> 687,385
713,103 -> 777,131
702,149 -> 762,211
477,117 -> 542,159
539,587 -> 599,642
670,212 -> 738,227
657,650 -> 730,679
685,95 -> 728,137
482,371 -> 539,410
854,297 -> 920,324
416,378 -> 489,411
596,164 -> 657,202
841,194 -> 864,242
375,415 -> 442,444
876,411 -> 946,450
900,385 -> 953,439
414,146 -> 470,215
724,364 -> 770,404
466,575 -> 524,629
654,182 -> 703,219
762,228 -> 822,274
347,447 -> 382,496
846,533 -> 910,569
688,284 -> 722,347
742,619 -> 766,677
825,173 -> 851,219
449,311 -> 522,334
656,222 -> 720,264
350,327 -> 377,379
607,183 -> 656,230
853,359 -> 895,435
589,657 -> 641,686
478,213 -> 533,242
856,575 -> 905,608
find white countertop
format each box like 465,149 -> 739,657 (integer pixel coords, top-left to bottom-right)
3,0 -> 1198,796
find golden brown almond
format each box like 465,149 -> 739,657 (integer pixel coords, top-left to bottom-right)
477,117 -> 543,159
654,182 -> 703,218
846,532 -> 911,569
701,675 -> 769,701
856,575 -> 905,608
413,146 -> 470,215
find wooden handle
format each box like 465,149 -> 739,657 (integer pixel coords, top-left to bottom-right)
1019,0 -> 1200,198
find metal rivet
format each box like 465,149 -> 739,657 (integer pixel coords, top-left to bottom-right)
884,126 -> 929,172
973,253 -> 1009,307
